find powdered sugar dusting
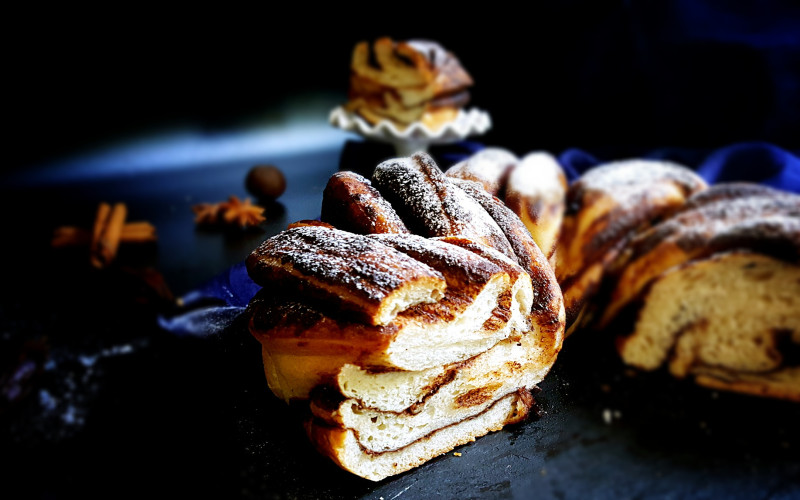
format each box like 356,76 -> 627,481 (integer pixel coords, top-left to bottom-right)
445,147 -> 519,195
373,152 -> 515,257
577,159 -> 706,195
506,151 -> 567,204
368,232 -> 502,285
373,153 -> 450,235
250,226 -> 444,301
631,192 -> 800,257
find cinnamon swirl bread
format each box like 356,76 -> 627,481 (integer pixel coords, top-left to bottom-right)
597,183 -> 800,402
343,37 -> 474,132
245,152 -> 564,481
554,159 -> 708,335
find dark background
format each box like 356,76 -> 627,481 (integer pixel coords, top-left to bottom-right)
2,3 -> 800,498
6,0 -> 800,176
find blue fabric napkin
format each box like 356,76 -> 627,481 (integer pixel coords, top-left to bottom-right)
558,141 -> 800,191
159,140 -> 799,337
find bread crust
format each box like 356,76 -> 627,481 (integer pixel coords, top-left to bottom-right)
345,37 -> 473,131
504,151 -> 568,264
372,152 -> 517,262
598,186 -> 800,329
554,159 -> 708,333
246,226 -> 446,327
445,147 -> 519,197
321,171 -> 410,235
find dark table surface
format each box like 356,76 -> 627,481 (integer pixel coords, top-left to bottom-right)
1,120 -> 798,500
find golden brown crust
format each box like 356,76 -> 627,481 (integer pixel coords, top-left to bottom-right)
371,152 -> 517,262
598,185 -> 800,329
503,152 -> 568,264
321,171 -> 410,235
345,37 -> 473,131
555,159 -> 708,332
286,219 -> 335,230
366,233 -> 504,290
444,147 -> 519,196
245,226 -> 446,326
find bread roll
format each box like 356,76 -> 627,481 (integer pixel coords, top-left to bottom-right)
245,152 -> 565,481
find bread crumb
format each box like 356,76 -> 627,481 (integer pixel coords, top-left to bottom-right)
453,452 -> 462,457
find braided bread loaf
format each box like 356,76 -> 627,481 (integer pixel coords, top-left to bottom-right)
602,184 -> 800,402
245,152 -> 564,481
447,148 -> 799,403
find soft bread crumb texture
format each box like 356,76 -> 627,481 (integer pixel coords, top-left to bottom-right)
619,252 -> 800,377
330,332 -> 550,453
307,390 -> 531,482
388,274 -> 511,370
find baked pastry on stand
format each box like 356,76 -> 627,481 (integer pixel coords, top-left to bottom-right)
330,37 -> 491,156
329,105 -> 491,156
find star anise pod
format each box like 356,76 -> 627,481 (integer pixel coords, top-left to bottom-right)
220,195 -> 266,228
192,202 -> 224,226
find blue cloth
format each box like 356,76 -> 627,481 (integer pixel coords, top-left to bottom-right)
159,141 -> 800,337
558,141 -> 800,192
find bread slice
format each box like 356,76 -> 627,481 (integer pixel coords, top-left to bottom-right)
304,388 -> 533,482
311,330 -> 556,453
245,225 -> 445,326
598,186 -> 800,329
248,235 -> 520,402
616,251 -> 800,402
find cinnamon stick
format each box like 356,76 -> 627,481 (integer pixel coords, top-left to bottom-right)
91,202 -> 127,268
52,221 -> 157,248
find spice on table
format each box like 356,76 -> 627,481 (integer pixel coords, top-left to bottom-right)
245,164 -> 286,201
91,202 -> 127,268
192,202 -> 223,226
50,202 -> 158,268
192,195 -> 266,229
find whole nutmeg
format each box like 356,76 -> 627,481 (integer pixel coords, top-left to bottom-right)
245,164 -> 286,201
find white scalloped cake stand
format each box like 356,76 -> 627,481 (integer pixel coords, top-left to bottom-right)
329,106 -> 492,157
